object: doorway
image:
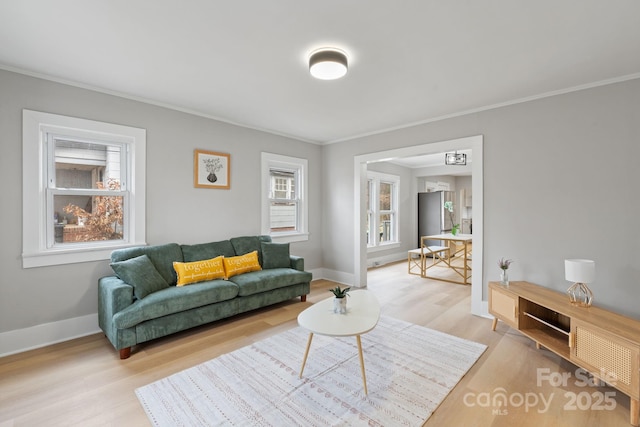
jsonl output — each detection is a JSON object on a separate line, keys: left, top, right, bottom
{"left": 353, "top": 135, "right": 484, "bottom": 316}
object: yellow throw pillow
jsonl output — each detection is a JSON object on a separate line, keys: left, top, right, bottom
{"left": 173, "top": 256, "right": 226, "bottom": 286}
{"left": 223, "top": 250, "right": 262, "bottom": 278}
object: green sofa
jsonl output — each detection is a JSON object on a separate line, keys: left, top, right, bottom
{"left": 98, "top": 235, "right": 312, "bottom": 359}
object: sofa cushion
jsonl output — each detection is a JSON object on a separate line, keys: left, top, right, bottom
{"left": 181, "top": 240, "right": 235, "bottom": 262}
{"left": 223, "top": 251, "right": 262, "bottom": 278}
{"left": 111, "top": 243, "right": 183, "bottom": 285}
{"left": 230, "top": 235, "right": 271, "bottom": 264}
{"left": 229, "top": 268, "right": 312, "bottom": 297}
{"left": 113, "top": 279, "right": 239, "bottom": 329}
{"left": 261, "top": 242, "right": 290, "bottom": 269}
{"left": 173, "top": 256, "right": 226, "bottom": 286}
{"left": 110, "top": 254, "right": 170, "bottom": 300}
{"left": 230, "top": 235, "right": 260, "bottom": 255}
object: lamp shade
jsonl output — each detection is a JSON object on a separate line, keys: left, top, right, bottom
{"left": 309, "top": 49, "right": 348, "bottom": 80}
{"left": 565, "top": 259, "right": 595, "bottom": 283}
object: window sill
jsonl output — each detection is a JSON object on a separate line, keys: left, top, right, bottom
{"left": 22, "top": 241, "right": 147, "bottom": 268}
{"left": 269, "top": 232, "right": 309, "bottom": 244}
{"left": 367, "top": 242, "right": 401, "bottom": 253}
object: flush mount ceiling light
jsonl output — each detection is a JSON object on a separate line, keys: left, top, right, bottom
{"left": 445, "top": 151, "right": 467, "bottom": 165}
{"left": 309, "top": 48, "right": 348, "bottom": 80}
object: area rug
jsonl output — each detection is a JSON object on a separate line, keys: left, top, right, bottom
{"left": 136, "top": 316, "right": 486, "bottom": 426}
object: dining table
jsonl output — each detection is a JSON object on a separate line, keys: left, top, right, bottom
{"left": 420, "top": 233, "right": 472, "bottom": 285}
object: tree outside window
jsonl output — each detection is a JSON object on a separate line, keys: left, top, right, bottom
{"left": 22, "top": 109, "right": 146, "bottom": 268}
{"left": 51, "top": 138, "right": 126, "bottom": 244}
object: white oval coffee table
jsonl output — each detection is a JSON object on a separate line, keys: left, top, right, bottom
{"left": 297, "top": 289, "right": 380, "bottom": 394}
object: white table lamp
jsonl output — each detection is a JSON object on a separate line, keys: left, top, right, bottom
{"left": 565, "top": 259, "right": 595, "bottom": 307}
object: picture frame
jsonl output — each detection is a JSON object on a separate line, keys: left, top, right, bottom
{"left": 194, "top": 149, "right": 230, "bottom": 189}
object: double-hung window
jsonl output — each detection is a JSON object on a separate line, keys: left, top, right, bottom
{"left": 22, "top": 110, "right": 146, "bottom": 268}
{"left": 366, "top": 171, "right": 399, "bottom": 248}
{"left": 261, "top": 153, "right": 308, "bottom": 243}
{"left": 47, "top": 136, "right": 126, "bottom": 244}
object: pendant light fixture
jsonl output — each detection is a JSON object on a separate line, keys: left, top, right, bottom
{"left": 309, "top": 48, "right": 348, "bottom": 80}
{"left": 445, "top": 151, "right": 467, "bottom": 165}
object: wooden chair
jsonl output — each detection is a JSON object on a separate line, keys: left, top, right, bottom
{"left": 408, "top": 239, "right": 451, "bottom": 276}
{"left": 408, "top": 248, "right": 425, "bottom": 275}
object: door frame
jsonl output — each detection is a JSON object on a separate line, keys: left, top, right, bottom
{"left": 353, "top": 135, "right": 484, "bottom": 316}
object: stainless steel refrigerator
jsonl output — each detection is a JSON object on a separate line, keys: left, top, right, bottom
{"left": 417, "top": 191, "right": 455, "bottom": 248}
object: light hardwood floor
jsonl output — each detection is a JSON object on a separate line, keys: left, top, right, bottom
{"left": 0, "top": 261, "right": 631, "bottom": 426}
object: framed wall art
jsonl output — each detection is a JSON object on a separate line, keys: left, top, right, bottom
{"left": 194, "top": 149, "right": 230, "bottom": 189}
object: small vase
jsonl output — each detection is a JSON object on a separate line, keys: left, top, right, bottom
{"left": 207, "top": 172, "right": 218, "bottom": 183}
{"left": 333, "top": 297, "right": 347, "bottom": 314}
{"left": 451, "top": 226, "right": 459, "bottom": 236}
{"left": 500, "top": 269, "right": 509, "bottom": 286}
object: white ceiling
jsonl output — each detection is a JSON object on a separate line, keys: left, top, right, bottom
{"left": 385, "top": 149, "right": 473, "bottom": 176}
{"left": 1, "top": 1, "right": 639, "bottom": 144}
{"left": 390, "top": 149, "right": 472, "bottom": 168}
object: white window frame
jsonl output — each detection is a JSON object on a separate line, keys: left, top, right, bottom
{"left": 22, "top": 110, "right": 146, "bottom": 268}
{"left": 367, "top": 171, "right": 400, "bottom": 251}
{"left": 261, "top": 152, "right": 308, "bottom": 243}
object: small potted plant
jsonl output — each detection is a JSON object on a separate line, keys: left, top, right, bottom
{"left": 444, "top": 201, "right": 460, "bottom": 235}
{"left": 329, "top": 286, "right": 350, "bottom": 314}
{"left": 497, "top": 258, "right": 513, "bottom": 286}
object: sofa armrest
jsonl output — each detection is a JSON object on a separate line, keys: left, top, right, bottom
{"left": 98, "top": 276, "right": 134, "bottom": 337}
{"left": 289, "top": 255, "right": 305, "bottom": 271}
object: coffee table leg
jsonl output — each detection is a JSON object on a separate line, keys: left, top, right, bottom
{"left": 299, "top": 332, "right": 314, "bottom": 378}
{"left": 356, "top": 335, "right": 368, "bottom": 395}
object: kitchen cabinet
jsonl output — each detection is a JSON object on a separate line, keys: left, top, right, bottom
{"left": 463, "top": 188, "right": 472, "bottom": 207}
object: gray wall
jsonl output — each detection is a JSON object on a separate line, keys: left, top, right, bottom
{"left": 323, "top": 78, "right": 640, "bottom": 318}
{"left": 0, "top": 69, "right": 323, "bottom": 335}
{"left": 2, "top": 67, "right": 639, "bottom": 350}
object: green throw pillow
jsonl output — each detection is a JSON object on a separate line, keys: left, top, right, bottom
{"left": 261, "top": 242, "right": 290, "bottom": 269}
{"left": 230, "top": 236, "right": 261, "bottom": 256}
{"left": 111, "top": 254, "right": 170, "bottom": 299}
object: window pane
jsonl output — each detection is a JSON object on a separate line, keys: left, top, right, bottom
{"left": 55, "top": 139, "right": 121, "bottom": 189}
{"left": 379, "top": 213, "right": 391, "bottom": 242}
{"left": 379, "top": 182, "right": 391, "bottom": 210}
{"left": 269, "top": 201, "right": 297, "bottom": 232}
{"left": 270, "top": 168, "right": 295, "bottom": 200}
{"left": 54, "top": 194, "right": 124, "bottom": 243}
{"left": 366, "top": 172, "right": 399, "bottom": 248}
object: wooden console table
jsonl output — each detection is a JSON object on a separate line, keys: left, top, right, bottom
{"left": 489, "top": 281, "right": 640, "bottom": 426}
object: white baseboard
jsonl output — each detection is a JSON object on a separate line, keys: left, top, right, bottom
{"left": 2, "top": 266, "right": 483, "bottom": 358}
{"left": 315, "top": 265, "right": 492, "bottom": 319}
{"left": 0, "top": 290, "right": 490, "bottom": 360}
{"left": 307, "top": 268, "right": 322, "bottom": 282}
{"left": 0, "top": 313, "right": 100, "bottom": 358}
{"left": 311, "top": 268, "right": 356, "bottom": 287}
{"left": 367, "top": 251, "right": 406, "bottom": 268}
{"left": 479, "top": 300, "right": 491, "bottom": 318}
{"left": 0, "top": 269, "right": 333, "bottom": 358}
